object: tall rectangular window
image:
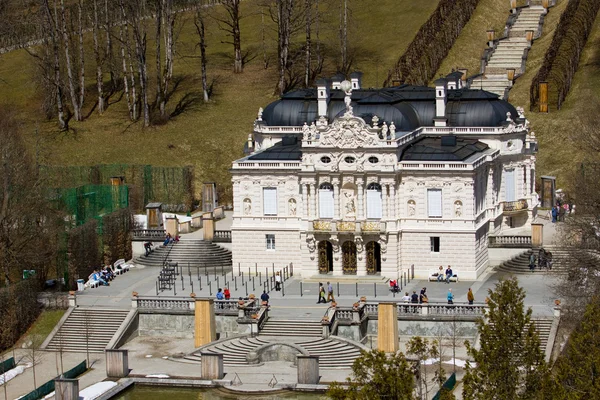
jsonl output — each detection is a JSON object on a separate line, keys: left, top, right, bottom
{"left": 504, "top": 169, "right": 515, "bottom": 202}
{"left": 319, "top": 187, "right": 334, "bottom": 219}
{"left": 263, "top": 188, "right": 278, "bottom": 216}
{"left": 430, "top": 237, "right": 440, "bottom": 252}
{"left": 366, "top": 184, "right": 383, "bottom": 219}
{"left": 266, "top": 234, "right": 275, "bottom": 250}
{"left": 427, "top": 189, "right": 442, "bottom": 218}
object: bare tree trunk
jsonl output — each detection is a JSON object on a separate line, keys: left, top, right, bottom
{"left": 133, "top": 26, "right": 149, "bottom": 126}
{"left": 119, "top": 23, "right": 133, "bottom": 120}
{"left": 261, "top": 8, "right": 268, "bottom": 69}
{"left": 61, "top": 0, "right": 81, "bottom": 121}
{"left": 155, "top": 0, "right": 163, "bottom": 111}
{"left": 92, "top": 0, "right": 104, "bottom": 113}
{"left": 77, "top": 0, "right": 85, "bottom": 112}
{"left": 45, "top": 0, "right": 67, "bottom": 130}
{"left": 304, "top": 0, "right": 311, "bottom": 88}
{"left": 315, "top": 0, "right": 322, "bottom": 72}
{"left": 277, "top": 0, "right": 293, "bottom": 95}
{"left": 104, "top": 0, "right": 116, "bottom": 90}
{"left": 232, "top": 2, "right": 242, "bottom": 74}
{"left": 160, "top": 0, "right": 175, "bottom": 117}
{"left": 194, "top": 11, "right": 209, "bottom": 102}
{"left": 340, "top": 0, "right": 347, "bottom": 71}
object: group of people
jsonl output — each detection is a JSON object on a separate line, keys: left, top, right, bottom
{"left": 87, "top": 265, "right": 117, "bottom": 287}
{"left": 163, "top": 233, "right": 180, "bottom": 246}
{"left": 317, "top": 282, "right": 335, "bottom": 303}
{"left": 529, "top": 248, "right": 553, "bottom": 272}
{"left": 551, "top": 201, "right": 574, "bottom": 223}
{"left": 436, "top": 265, "right": 454, "bottom": 283}
{"left": 400, "top": 287, "right": 475, "bottom": 305}
{"left": 215, "top": 287, "right": 232, "bottom": 300}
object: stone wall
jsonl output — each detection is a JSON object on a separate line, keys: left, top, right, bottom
{"left": 138, "top": 313, "right": 243, "bottom": 339}
{"left": 232, "top": 229, "right": 301, "bottom": 271}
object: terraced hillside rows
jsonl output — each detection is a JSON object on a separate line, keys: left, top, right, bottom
{"left": 135, "top": 240, "right": 232, "bottom": 268}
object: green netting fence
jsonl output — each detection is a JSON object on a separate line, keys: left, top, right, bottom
{"left": 433, "top": 372, "right": 457, "bottom": 400}
{"left": 19, "top": 360, "right": 87, "bottom": 400}
{"left": 40, "top": 164, "right": 194, "bottom": 212}
{"left": 0, "top": 357, "right": 15, "bottom": 374}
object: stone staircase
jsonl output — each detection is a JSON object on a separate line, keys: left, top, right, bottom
{"left": 259, "top": 318, "right": 323, "bottom": 337}
{"left": 184, "top": 335, "right": 363, "bottom": 368}
{"left": 135, "top": 239, "right": 232, "bottom": 268}
{"left": 471, "top": 5, "right": 548, "bottom": 99}
{"left": 497, "top": 245, "right": 598, "bottom": 274}
{"left": 44, "top": 308, "right": 130, "bottom": 353}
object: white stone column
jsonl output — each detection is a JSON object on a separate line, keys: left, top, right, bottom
{"left": 333, "top": 181, "right": 340, "bottom": 220}
{"left": 302, "top": 183, "right": 309, "bottom": 219}
{"left": 487, "top": 166, "right": 495, "bottom": 211}
{"left": 357, "top": 238, "right": 367, "bottom": 276}
{"left": 382, "top": 184, "right": 388, "bottom": 220}
{"left": 524, "top": 163, "right": 531, "bottom": 198}
{"left": 310, "top": 183, "right": 317, "bottom": 219}
{"left": 357, "top": 181, "right": 364, "bottom": 220}
{"left": 389, "top": 185, "right": 396, "bottom": 220}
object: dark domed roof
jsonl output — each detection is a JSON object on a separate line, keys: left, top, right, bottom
{"left": 260, "top": 86, "right": 521, "bottom": 129}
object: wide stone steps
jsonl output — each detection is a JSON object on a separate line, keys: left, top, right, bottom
{"left": 488, "top": 318, "right": 553, "bottom": 352}
{"left": 135, "top": 240, "right": 232, "bottom": 268}
{"left": 185, "top": 335, "right": 363, "bottom": 368}
{"left": 496, "top": 246, "right": 581, "bottom": 274}
{"left": 45, "top": 308, "right": 129, "bottom": 353}
{"left": 259, "top": 319, "right": 323, "bottom": 337}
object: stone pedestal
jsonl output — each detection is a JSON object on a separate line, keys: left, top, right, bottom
{"left": 201, "top": 352, "right": 224, "bottom": 380}
{"left": 195, "top": 299, "right": 216, "bottom": 348}
{"left": 203, "top": 213, "right": 215, "bottom": 242}
{"left": 378, "top": 302, "right": 398, "bottom": 353}
{"left": 105, "top": 349, "right": 129, "bottom": 378}
{"left": 165, "top": 216, "right": 179, "bottom": 237}
{"left": 532, "top": 223, "right": 543, "bottom": 248}
{"left": 55, "top": 378, "right": 79, "bottom": 400}
{"left": 297, "top": 355, "right": 320, "bottom": 384}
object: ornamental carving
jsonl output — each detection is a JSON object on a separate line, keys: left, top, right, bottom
{"left": 313, "top": 221, "right": 331, "bottom": 231}
{"left": 317, "top": 116, "right": 380, "bottom": 149}
{"left": 338, "top": 221, "right": 356, "bottom": 232}
{"left": 362, "top": 222, "right": 380, "bottom": 232}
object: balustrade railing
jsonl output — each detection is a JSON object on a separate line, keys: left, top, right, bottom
{"left": 489, "top": 235, "right": 532, "bottom": 248}
{"left": 502, "top": 199, "right": 529, "bottom": 213}
{"left": 361, "top": 302, "right": 487, "bottom": 319}
{"left": 213, "top": 230, "right": 232, "bottom": 243}
{"left": 133, "top": 296, "right": 242, "bottom": 315}
{"left": 132, "top": 229, "right": 167, "bottom": 241}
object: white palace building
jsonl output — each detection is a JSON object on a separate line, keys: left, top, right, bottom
{"left": 230, "top": 72, "right": 538, "bottom": 280}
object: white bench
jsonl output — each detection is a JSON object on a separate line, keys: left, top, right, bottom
{"left": 85, "top": 274, "right": 100, "bottom": 289}
{"left": 114, "top": 259, "right": 132, "bottom": 274}
{"left": 428, "top": 272, "right": 459, "bottom": 282}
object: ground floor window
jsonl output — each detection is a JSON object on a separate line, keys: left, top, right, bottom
{"left": 430, "top": 237, "right": 440, "bottom": 252}
{"left": 266, "top": 234, "right": 276, "bottom": 250}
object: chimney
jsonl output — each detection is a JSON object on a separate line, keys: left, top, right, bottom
{"left": 434, "top": 78, "right": 448, "bottom": 127}
{"left": 331, "top": 73, "right": 344, "bottom": 90}
{"left": 316, "top": 78, "right": 330, "bottom": 119}
{"left": 350, "top": 71, "right": 363, "bottom": 90}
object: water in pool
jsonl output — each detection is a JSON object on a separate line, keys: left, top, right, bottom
{"left": 113, "top": 386, "right": 326, "bottom": 400}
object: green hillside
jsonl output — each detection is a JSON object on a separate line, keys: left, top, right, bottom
{"left": 0, "top": 0, "right": 439, "bottom": 201}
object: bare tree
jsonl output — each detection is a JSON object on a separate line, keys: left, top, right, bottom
{"left": 339, "top": 0, "right": 348, "bottom": 72}
{"left": 194, "top": 9, "right": 210, "bottom": 102}
{"left": 77, "top": 0, "right": 85, "bottom": 112}
{"left": 304, "top": 0, "right": 311, "bottom": 87}
{"left": 61, "top": 0, "right": 82, "bottom": 121}
{"left": 25, "top": 334, "right": 45, "bottom": 394}
{"left": 117, "top": 2, "right": 137, "bottom": 121}
{"left": 157, "top": 0, "right": 177, "bottom": 118}
{"left": 92, "top": 0, "right": 105, "bottom": 113}
{"left": 214, "top": 0, "right": 244, "bottom": 73}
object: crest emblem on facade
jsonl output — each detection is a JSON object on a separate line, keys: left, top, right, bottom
{"left": 317, "top": 116, "right": 380, "bottom": 149}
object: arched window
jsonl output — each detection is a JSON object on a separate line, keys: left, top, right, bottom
{"left": 319, "top": 183, "right": 334, "bottom": 218}
{"left": 366, "top": 182, "right": 382, "bottom": 219}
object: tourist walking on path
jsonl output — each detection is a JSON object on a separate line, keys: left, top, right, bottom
{"left": 275, "top": 272, "right": 282, "bottom": 291}
{"left": 447, "top": 289, "right": 454, "bottom": 304}
{"left": 467, "top": 288, "right": 474, "bottom": 305}
{"left": 551, "top": 205, "right": 559, "bottom": 223}
{"left": 261, "top": 290, "right": 270, "bottom": 306}
{"left": 445, "top": 266, "right": 453, "bottom": 284}
{"left": 317, "top": 283, "right": 326, "bottom": 304}
{"left": 327, "top": 282, "right": 335, "bottom": 302}
{"left": 529, "top": 253, "right": 536, "bottom": 272}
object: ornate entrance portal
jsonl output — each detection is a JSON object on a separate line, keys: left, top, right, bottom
{"left": 366, "top": 241, "right": 381, "bottom": 275}
{"left": 342, "top": 241, "right": 357, "bottom": 275}
{"left": 318, "top": 241, "right": 333, "bottom": 274}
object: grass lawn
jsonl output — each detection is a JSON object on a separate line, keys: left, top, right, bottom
{"left": 0, "top": 0, "right": 439, "bottom": 201}
{"left": 2, "top": 309, "right": 66, "bottom": 357}
{"left": 434, "top": 0, "right": 511, "bottom": 81}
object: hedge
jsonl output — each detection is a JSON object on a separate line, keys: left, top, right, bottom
{"left": 385, "top": 0, "right": 480, "bottom": 86}
{"left": 530, "top": 0, "right": 600, "bottom": 111}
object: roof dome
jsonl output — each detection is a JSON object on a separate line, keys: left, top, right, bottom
{"left": 446, "top": 97, "right": 519, "bottom": 127}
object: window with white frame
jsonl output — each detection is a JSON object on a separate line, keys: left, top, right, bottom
{"left": 366, "top": 182, "right": 382, "bottom": 219}
{"left": 266, "top": 234, "right": 275, "bottom": 250}
{"left": 504, "top": 169, "right": 516, "bottom": 202}
{"left": 319, "top": 183, "right": 334, "bottom": 218}
{"left": 263, "top": 188, "right": 278, "bottom": 215}
{"left": 427, "top": 189, "right": 442, "bottom": 218}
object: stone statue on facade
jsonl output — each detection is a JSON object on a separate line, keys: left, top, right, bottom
{"left": 408, "top": 200, "right": 416, "bottom": 216}
{"left": 372, "top": 115, "right": 379, "bottom": 128}
{"left": 381, "top": 122, "right": 388, "bottom": 140}
{"left": 454, "top": 201, "right": 462, "bottom": 217}
{"left": 389, "top": 121, "right": 396, "bottom": 138}
{"left": 243, "top": 198, "right": 252, "bottom": 215}
{"left": 288, "top": 198, "right": 297, "bottom": 216}
{"left": 302, "top": 122, "right": 311, "bottom": 141}
{"left": 344, "top": 192, "right": 356, "bottom": 218}
{"left": 306, "top": 236, "right": 316, "bottom": 253}
{"left": 257, "top": 107, "right": 263, "bottom": 121}
{"left": 355, "top": 237, "right": 364, "bottom": 253}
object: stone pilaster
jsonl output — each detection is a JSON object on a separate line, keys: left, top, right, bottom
{"left": 310, "top": 183, "right": 316, "bottom": 219}
{"left": 333, "top": 181, "right": 340, "bottom": 220}
{"left": 302, "top": 183, "right": 309, "bottom": 218}
{"left": 357, "top": 181, "right": 364, "bottom": 220}
{"left": 382, "top": 184, "right": 388, "bottom": 220}
{"left": 389, "top": 184, "right": 396, "bottom": 220}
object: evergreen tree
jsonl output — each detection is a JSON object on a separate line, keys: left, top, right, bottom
{"left": 462, "top": 276, "right": 546, "bottom": 399}
{"left": 327, "top": 349, "right": 415, "bottom": 399}
{"left": 539, "top": 298, "right": 600, "bottom": 399}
